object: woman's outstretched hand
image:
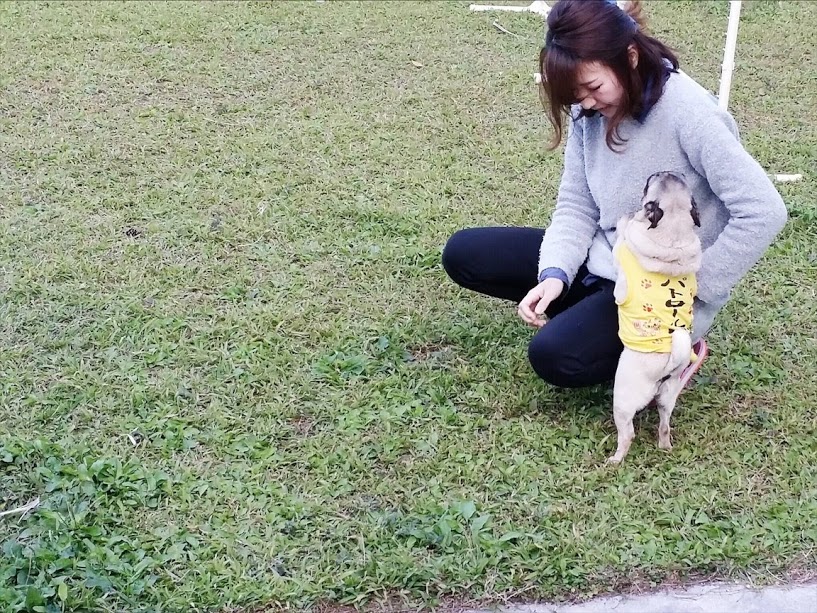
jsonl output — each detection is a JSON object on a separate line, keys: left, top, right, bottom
{"left": 517, "top": 278, "right": 565, "bottom": 328}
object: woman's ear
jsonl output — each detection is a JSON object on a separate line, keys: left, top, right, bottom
{"left": 628, "top": 44, "right": 639, "bottom": 69}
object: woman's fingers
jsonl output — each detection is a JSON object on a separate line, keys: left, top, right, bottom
{"left": 519, "top": 278, "right": 565, "bottom": 327}
{"left": 518, "top": 288, "right": 547, "bottom": 327}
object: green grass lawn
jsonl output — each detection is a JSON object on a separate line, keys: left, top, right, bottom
{"left": 1, "top": 0, "right": 816, "bottom": 610}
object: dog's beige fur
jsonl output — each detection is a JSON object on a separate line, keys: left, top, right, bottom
{"left": 608, "top": 172, "right": 702, "bottom": 465}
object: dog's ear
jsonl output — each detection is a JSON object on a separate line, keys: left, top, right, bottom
{"left": 643, "top": 173, "right": 658, "bottom": 197}
{"left": 690, "top": 197, "right": 701, "bottom": 227}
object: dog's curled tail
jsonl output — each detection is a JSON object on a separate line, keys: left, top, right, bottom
{"left": 668, "top": 328, "right": 693, "bottom": 375}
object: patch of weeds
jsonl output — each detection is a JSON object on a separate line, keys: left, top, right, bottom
{"left": 0, "top": 438, "right": 173, "bottom": 611}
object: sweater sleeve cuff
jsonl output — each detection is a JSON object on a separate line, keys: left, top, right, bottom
{"left": 537, "top": 267, "right": 570, "bottom": 291}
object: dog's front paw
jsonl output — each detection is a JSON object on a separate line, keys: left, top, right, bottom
{"left": 658, "top": 439, "right": 673, "bottom": 451}
{"left": 605, "top": 455, "right": 623, "bottom": 466}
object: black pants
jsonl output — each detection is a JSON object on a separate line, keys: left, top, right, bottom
{"left": 442, "top": 227, "right": 623, "bottom": 388}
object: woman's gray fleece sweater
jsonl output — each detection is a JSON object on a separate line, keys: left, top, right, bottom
{"left": 538, "top": 70, "right": 788, "bottom": 338}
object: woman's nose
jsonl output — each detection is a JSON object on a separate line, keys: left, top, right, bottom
{"left": 580, "top": 97, "right": 595, "bottom": 110}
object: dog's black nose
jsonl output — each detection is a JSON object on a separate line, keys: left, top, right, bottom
{"left": 644, "top": 200, "right": 664, "bottom": 229}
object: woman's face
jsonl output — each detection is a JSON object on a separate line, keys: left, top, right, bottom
{"left": 573, "top": 61, "right": 626, "bottom": 118}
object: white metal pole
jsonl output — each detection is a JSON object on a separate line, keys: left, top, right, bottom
{"left": 718, "top": 0, "right": 742, "bottom": 111}
{"left": 469, "top": 4, "right": 531, "bottom": 13}
{"left": 469, "top": 1, "right": 550, "bottom": 17}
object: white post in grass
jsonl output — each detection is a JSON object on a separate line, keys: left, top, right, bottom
{"left": 718, "top": 0, "right": 743, "bottom": 111}
{"left": 468, "top": 1, "right": 550, "bottom": 18}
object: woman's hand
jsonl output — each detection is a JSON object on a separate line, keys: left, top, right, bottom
{"left": 517, "top": 278, "right": 565, "bottom": 327}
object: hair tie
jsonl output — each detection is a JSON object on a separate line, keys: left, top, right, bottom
{"left": 606, "top": 0, "right": 637, "bottom": 28}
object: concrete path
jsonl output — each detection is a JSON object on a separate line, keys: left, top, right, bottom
{"left": 471, "top": 582, "right": 817, "bottom": 613}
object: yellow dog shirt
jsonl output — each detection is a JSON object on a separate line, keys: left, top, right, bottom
{"left": 615, "top": 243, "right": 697, "bottom": 358}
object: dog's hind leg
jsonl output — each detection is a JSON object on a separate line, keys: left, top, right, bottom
{"left": 655, "top": 331, "right": 691, "bottom": 451}
{"left": 607, "top": 351, "right": 657, "bottom": 465}
{"left": 608, "top": 399, "right": 639, "bottom": 465}
{"left": 655, "top": 376, "right": 683, "bottom": 451}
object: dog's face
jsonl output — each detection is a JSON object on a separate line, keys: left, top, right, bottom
{"left": 637, "top": 171, "right": 700, "bottom": 230}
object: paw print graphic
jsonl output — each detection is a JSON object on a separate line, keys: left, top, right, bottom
{"left": 641, "top": 279, "right": 652, "bottom": 289}
{"left": 642, "top": 303, "right": 654, "bottom": 313}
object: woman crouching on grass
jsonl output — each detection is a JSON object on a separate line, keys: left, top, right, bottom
{"left": 442, "top": 0, "right": 786, "bottom": 388}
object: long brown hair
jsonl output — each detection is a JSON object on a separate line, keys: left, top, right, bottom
{"left": 539, "top": 0, "right": 679, "bottom": 151}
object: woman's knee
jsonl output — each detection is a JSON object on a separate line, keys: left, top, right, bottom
{"left": 441, "top": 228, "right": 475, "bottom": 284}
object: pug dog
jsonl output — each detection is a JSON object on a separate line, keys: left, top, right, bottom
{"left": 607, "top": 171, "right": 702, "bottom": 465}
